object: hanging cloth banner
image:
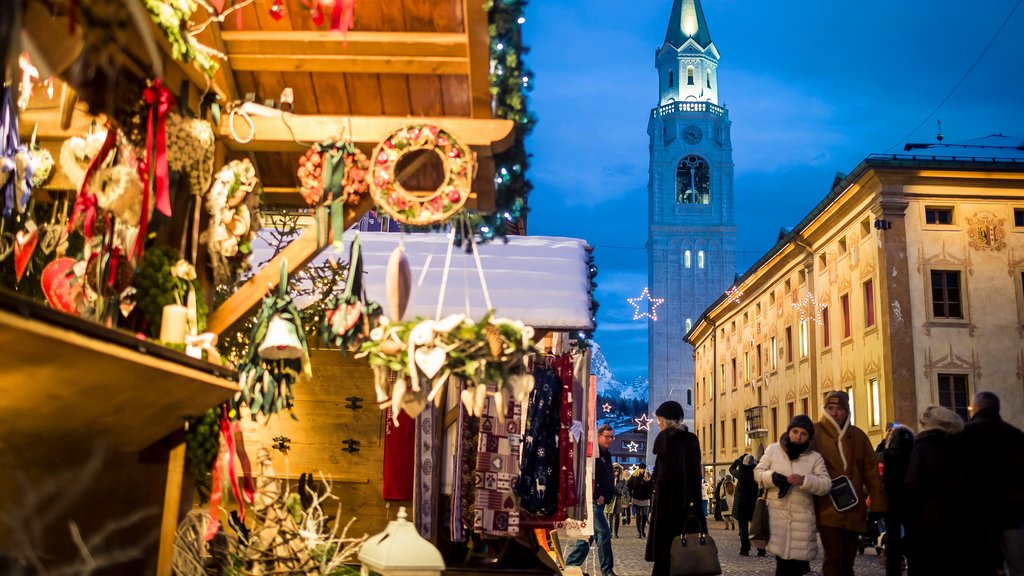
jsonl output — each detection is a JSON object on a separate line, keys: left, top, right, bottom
{"left": 382, "top": 407, "right": 416, "bottom": 500}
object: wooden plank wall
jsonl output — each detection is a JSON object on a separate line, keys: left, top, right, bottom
{"left": 238, "top": 349, "right": 411, "bottom": 538}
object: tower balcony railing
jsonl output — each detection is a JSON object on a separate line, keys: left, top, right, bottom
{"left": 650, "top": 100, "right": 727, "bottom": 119}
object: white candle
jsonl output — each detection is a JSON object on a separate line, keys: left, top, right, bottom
{"left": 160, "top": 304, "right": 188, "bottom": 344}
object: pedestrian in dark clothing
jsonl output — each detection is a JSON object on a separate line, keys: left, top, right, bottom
{"left": 565, "top": 423, "right": 618, "bottom": 576}
{"left": 962, "top": 391, "right": 1024, "bottom": 576}
{"left": 904, "top": 405, "right": 973, "bottom": 576}
{"left": 645, "top": 401, "right": 704, "bottom": 576}
{"left": 627, "top": 464, "right": 653, "bottom": 539}
{"left": 875, "top": 422, "right": 915, "bottom": 576}
{"left": 730, "top": 453, "right": 764, "bottom": 556}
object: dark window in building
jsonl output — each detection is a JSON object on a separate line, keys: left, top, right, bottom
{"left": 801, "top": 397, "right": 809, "bottom": 416}
{"left": 706, "top": 71, "right": 712, "bottom": 88}
{"left": 931, "top": 270, "right": 963, "bottom": 318}
{"left": 720, "top": 421, "right": 726, "bottom": 451}
{"left": 841, "top": 294, "right": 851, "bottom": 338}
{"left": 785, "top": 326, "right": 793, "bottom": 364}
{"left": 925, "top": 207, "right": 954, "bottom": 225}
{"left": 687, "top": 66, "right": 695, "bottom": 85}
{"left": 668, "top": 70, "right": 674, "bottom": 88}
{"left": 937, "top": 373, "right": 969, "bottom": 421}
{"left": 731, "top": 418, "right": 738, "bottom": 448}
{"left": 1015, "top": 208, "right": 1024, "bottom": 227}
{"left": 864, "top": 280, "right": 875, "bottom": 328}
{"left": 771, "top": 406, "right": 778, "bottom": 439}
{"left": 731, "top": 358, "right": 738, "bottom": 389}
{"left": 675, "top": 155, "right": 711, "bottom": 204}
{"left": 687, "top": 389, "right": 693, "bottom": 406}
{"left": 787, "top": 402, "right": 795, "bottom": 422}
{"left": 756, "top": 344, "right": 763, "bottom": 376}
{"left": 822, "top": 306, "right": 831, "bottom": 348}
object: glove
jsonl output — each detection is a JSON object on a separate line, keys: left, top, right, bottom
{"left": 772, "top": 472, "right": 791, "bottom": 498}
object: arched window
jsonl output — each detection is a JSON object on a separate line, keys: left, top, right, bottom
{"left": 675, "top": 155, "right": 711, "bottom": 204}
{"left": 706, "top": 70, "right": 712, "bottom": 88}
{"left": 687, "top": 66, "right": 695, "bottom": 86}
{"left": 684, "top": 250, "right": 692, "bottom": 268}
{"left": 697, "top": 250, "right": 705, "bottom": 269}
{"left": 687, "top": 389, "right": 693, "bottom": 406}
{"left": 685, "top": 318, "right": 692, "bottom": 332}
{"left": 668, "top": 70, "right": 674, "bottom": 88}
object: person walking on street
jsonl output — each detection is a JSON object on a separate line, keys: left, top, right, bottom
{"left": 961, "top": 391, "right": 1024, "bottom": 576}
{"left": 904, "top": 405, "right": 972, "bottom": 576}
{"left": 730, "top": 453, "right": 764, "bottom": 556}
{"left": 875, "top": 422, "right": 914, "bottom": 576}
{"left": 815, "top": 390, "right": 887, "bottom": 576}
{"left": 607, "top": 463, "right": 624, "bottom": 538}
{"left": 645, "top": 401, "right": 704, "bottom": 576}
{"left": 719, "top": 475, "right": 736, "bottom": 530}
{"left": 755, "top": 415, "right": 833, "bottom": 576}
{"left": 627, "top": 464, "right": 653, "bottom": 539}
{"left": 565, "top": 423, "right": 619, "bottom": 576}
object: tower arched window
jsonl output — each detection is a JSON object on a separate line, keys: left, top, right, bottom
{"left": 687, "top": 66, "right": 695, "bottom": 86}
{"left": 697, "top": 250, "right": 705, "bottom": 269}
{"left": 684, "top": 250, "right": 692, "bottom": 268}
{"left": 706, "top": 70, "right": 712, "bottom": 88}
{"left": 687, "top": 389, "right": 693, "bottom": 406}
{"left": 675, "top": 155, "right": 711, "bottom": 204}
{"left": 685, "top": 318, "right": 693, "bottom": 332}
{"left": 668, "top": 70, "right": 674, "bottom": 88}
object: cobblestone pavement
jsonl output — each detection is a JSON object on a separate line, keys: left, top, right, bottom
{"left": 593, "top": 519, "right": 886, "bottom": 576}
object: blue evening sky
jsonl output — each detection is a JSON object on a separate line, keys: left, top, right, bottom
{"left": 523, "top": 0, "right": 1024, "bottom": 384}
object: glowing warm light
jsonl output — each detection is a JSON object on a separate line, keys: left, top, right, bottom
{"left": 681, "top": 0, "right": 698, "bottom": 37}
{"left": 726, "top": 285, "right": 743, "bottom": 304}
{"left": 602, "top": 402, "right": 613, "bottom": 413}
{"left": 626, "top": 441, "right": 640, "bottom": 453}
{"left": 792, "top": 292, "right": 826, "bottom": 325}
{"left": 634, "top": 413, "right": 652, "bottom": 431}
{"left": 628, "top": 287, "right": 665, "bottom": 321}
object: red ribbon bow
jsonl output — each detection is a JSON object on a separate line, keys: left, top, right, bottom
{"left": 142, "top": 80, "right": 176, "bottom": 220}
{"left": 204, "top": 406, "right": 255, "bottom": 542}
{"left": 66, "top": 128, "right": 116, "bottom": 240}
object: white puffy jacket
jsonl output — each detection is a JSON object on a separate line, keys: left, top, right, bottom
{"left": 754, "top": 442, "right": 832, "bottom": 561}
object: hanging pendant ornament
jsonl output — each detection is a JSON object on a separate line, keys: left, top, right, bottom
{"left": 13, "top": 220, "right": 39, "bottom": 283}
{"left": 369, "top": 125, "right": 473, "bottom": 226}
{"left": 385, "top": 242, "right": 411, "bottom": 322}
{"left": 269, "top": 0, "right": 285, "bottom": 21}
{"left": 41, "top": 257, "right": 80, "bottom": 314}
{"left": 302, "top": 0, "right": 325, "bottom": 25}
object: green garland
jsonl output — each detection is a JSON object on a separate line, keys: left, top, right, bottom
{"left": 143, "top": 0, "right": 219, "bottom": 78}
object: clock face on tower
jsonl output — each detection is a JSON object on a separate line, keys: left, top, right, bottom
{"left": 683, "top": 124, "right": 703, "bottom": 145}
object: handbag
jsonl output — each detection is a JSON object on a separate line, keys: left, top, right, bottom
{"left": 669, "top": 516, "right": 722, "bottom": 576}
{"left": 750, "top": 490, "right": 770, "bottom": 542}
{"left": 829, "top": 475, "right": 859, "bottom": 512}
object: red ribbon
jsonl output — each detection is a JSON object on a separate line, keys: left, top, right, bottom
{"left": 106, "top": 247, "right": 121, "bottom": 288}
{"left": 205, "top": 407, "right": 252, "bottom": 542}
{"left": 331, "top": 0, "right": 358, "bottom": 40}
{"left": 142, "top": 81, "right": 176, "bottom": 219}
{"left": 67, "top": 129, "right": 116, "bottom": 240}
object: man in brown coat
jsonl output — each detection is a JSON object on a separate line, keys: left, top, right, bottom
{"left": 814, "top": 391, "right": 886, "bottom": 576}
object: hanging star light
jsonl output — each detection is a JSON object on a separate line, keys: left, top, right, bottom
{"left": 634, "top": 413, "right": 652, "bottom": 431}
{"left": 628, "top": 464, "right": 640, "bottom": 476}
{"left": 792, "top": 292, "right": 826, "bottom": 325}
{"left": 726, "top": 285, "right": 743, "bottom": 304}
{"left": 628, "top": 287, "right": 664, "bottom": 321}
{"left": 602, "top": 402, "right": 613, "bottom": 413}
{"left": 626, "top": 441, "right": 640, "bottom": 453}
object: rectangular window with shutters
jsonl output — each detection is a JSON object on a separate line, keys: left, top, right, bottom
{"left": 731, "top": 358, "right": 738, "bottom": 389}
{"left": 770, "top": 337, "right": 778, "bottom": 371}
{"left": 925, "top": 206, "right": 954, "bottom": 225}
{"left": 822, "top": 306, "right": 831, "bottom": 348}
{"left": 1015, "top": 208, "right": 1024, "bottom": 228}
{"left": 841, "top": 294, "right": 851, "bottom": 338}
{"left": 801, "top": 397, "right": 809, "bottom": 417}
{"left": 931, "top": 270, "right": 964, "bottom": 319}
{"left": 869, "top": 378, "right": 881, "bottom": 427}
{"left": 756, "top": 344, "right": 763, "bottom": 376}
{"left": 937, "top": 373, "right": 970, "bottom": 421}
{"left": 720, "top": 421, "right": 726, "bottom": 452}
{"left": 799, "top": 320, "right": 809, "bottom": 358}
{"left": 731, "top": 418, "right": 738, "bottom": 448}
{"left": 744, "top": 352, "right": 750, "bottom": 383}
{"left": 787, "top": 402, "right": 794, "bottom": 422}
{"left": 864, "top": 280, "right": 875, "bottom": 328}
{"left": 846, "top": 386, "right": 856, "bottom": 425}
{"left": 785, "top": 327, "right": 793, "bottom": 364}
{"left": 771, "top": 406, "right": 779, "bottom": 439}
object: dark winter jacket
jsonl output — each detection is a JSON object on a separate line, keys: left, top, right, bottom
{"left": 961, "top": 409, "right": 1024, "bottom": 530}
{"left": 729, "top": 455, "right": 758, "bottom": 522}
{"left": 875, "top": 425, "right": 915, "bottom": 521}
{"left": 594, "top": 446, "right": 615, "bottom": 503}
{"left": 904, "top": 429, "right": 973, "bottom": 576}
{"left": 645, "top": 427, "right": 703, "bottom": 576}
{"left": 628, "top": 473, "right": 654, "bottom": 501}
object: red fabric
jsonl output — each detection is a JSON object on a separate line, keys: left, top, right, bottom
{"left": 556, "top": 354, "right": 579, "bottom": 509}
{"left": 67, "top": 128, "right": 116, "bottom": 240}
{"left": 383, "top": 407, "right": 415, "bottom": 500}
{"left": 142, "top": 81, "right": 175, "bottom": 218}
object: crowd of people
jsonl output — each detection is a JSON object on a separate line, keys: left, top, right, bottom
{"left": 565, "top": 391, "right": 1024, "bottom": 576}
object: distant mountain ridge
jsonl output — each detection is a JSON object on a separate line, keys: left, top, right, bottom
{"left": 591, "top": 342, "right": 649, "bottom": 403}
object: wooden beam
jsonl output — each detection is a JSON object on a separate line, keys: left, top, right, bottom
{"left": 218, "top": 112, "right": 515, "bottom": 153}
{"left": 463, "top": 0, "right": 493, "bottom": 119}
{"left": 19, "top": 104, "right": 103, "bottom": 142}
{"left": 206, "top": 193, "right": 375, "bottom": 335}
{"left": 155, "top": 442, "right": 186, "bottom": 576}
{"left": 227, "top": 54, "right": 467, "bottom": 75}
{"left": 204, "top": 19, "right": 239, "bottom": 103}
{"left": 222, "top": 30, "right": 467, "bottom": 58}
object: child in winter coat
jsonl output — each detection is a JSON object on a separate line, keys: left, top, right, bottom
{"left": 755, "top": 415, "right": 832, "bottom": 576}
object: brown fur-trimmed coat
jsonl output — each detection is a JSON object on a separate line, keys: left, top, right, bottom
{"left": 813, "top": 412, "right": 886, "bottom": 532}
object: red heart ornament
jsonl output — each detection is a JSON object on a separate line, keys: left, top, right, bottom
{"left": 41, "top": 258, "right": 80, "bottom": 315}
{"left": 14, "top": 227, "right": 39, "bottom": 283}
{"left": 341, "top": 302, "right": 362, "bottom": 333}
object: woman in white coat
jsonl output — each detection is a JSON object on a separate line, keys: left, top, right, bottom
{"left": 754, "top": 415, "right": 832, "bottom": 576}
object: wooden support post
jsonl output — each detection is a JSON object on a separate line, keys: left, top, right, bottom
{"left": 155, "top": 441, "right": 186, "bottom": 576}
{"left": 463, "top": 0, "right": 493, "bottom": 119}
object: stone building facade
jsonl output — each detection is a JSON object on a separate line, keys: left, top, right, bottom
{"left": 686, "top": 138, "right": 1024, "bottom": 472}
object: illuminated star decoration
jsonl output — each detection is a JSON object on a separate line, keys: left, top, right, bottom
{"left": 628, "top": 464, "right": 640, "bottom": 476}
{"left": 726, "top": 285, "right": 743, "bottom": 304}
{"left": 628, "top": 287, "right": 664, "bottom": 321}
{"left": 626, "top": 441, "right": 640, "bottom": 453}
{"left": 634, "top": 413, "right": 652, "bottom": 431}
{"left": 602, "top": 402, "right": 613, "bottom": 413}
{"left": 792, "top": 292, "right": 826, "bottom": 325}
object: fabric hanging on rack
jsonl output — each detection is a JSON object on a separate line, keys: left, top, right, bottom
{"left": 473, "top": 383, "right": 522, "bottom": 537}
{"left": 383, "top": 407, "right": 415, "bottom": 501}
{"left": 415, "top": 403, "right": 439, "bottom": 540}
{"left": 556, "top": 353, "right": 580, "bottom": 509}
{"left": 449, "top": 384, "right": 481, "bottom": 542}
{"left": 514, "top": 363, "right": 561, "bottom": 517}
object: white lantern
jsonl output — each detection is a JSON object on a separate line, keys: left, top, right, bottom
{"left": 358, "top": 507, "right": 445, "bottom": 576}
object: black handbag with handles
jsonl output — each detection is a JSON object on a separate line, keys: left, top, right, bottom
{"left": 669, "top": 516, "right": 722, "bottom": 576}
{"left": 750, "top": 489, "right": 770, "bottom": 542}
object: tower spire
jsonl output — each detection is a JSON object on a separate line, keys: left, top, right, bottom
{"left": 665, "top": 0, "right": 714, "bottom": 49}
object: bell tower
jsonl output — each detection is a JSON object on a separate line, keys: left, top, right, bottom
{"left": 647, "top": 0, "right": 736, "bottom": 446}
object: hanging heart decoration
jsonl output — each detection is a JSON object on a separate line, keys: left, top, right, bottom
{"left": 14, "top": 223, "right": 39, "bottom": 282}
{"left": 413, "top": 346, "right": 447, "bottom": 379}
{"left": 41, "top": 257, "right": 80, "bottom": 314}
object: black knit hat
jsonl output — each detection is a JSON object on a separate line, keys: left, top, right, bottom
{"left": 655, "top": 400, "right": 685, "bottom": 421}
{"left": 824, "top": 390, "right": 850, "bottom": 412}
{"left": 787, "top": 414, "right": 815, "bottom": 439}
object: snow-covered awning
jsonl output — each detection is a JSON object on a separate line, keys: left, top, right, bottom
{"left": 342, "top": 231, "right": 594, "bottom": 331}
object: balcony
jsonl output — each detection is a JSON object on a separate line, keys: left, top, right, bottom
{"left": 745, "top": 405, "right": 768, "bottom": 438}
{"left": 650, "top": 100, "right": 728, "bottom": 119}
